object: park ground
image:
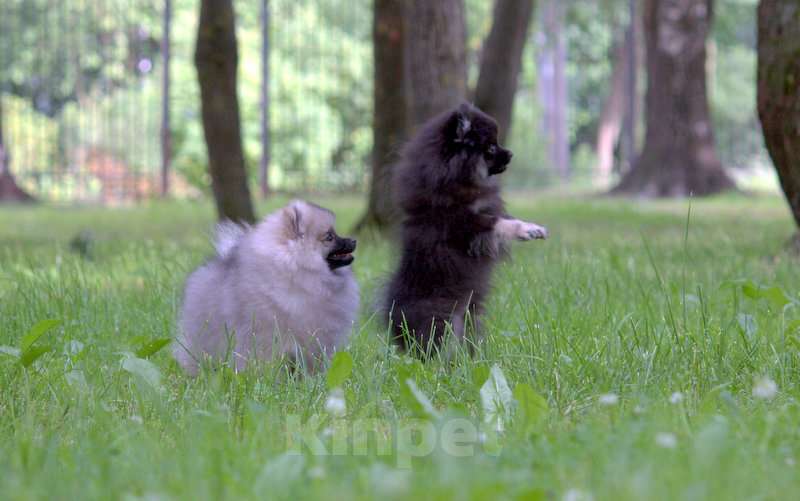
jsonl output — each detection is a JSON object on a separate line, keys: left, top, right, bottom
{"left": 1, "top": 193, "right": 799, "bottom": 500}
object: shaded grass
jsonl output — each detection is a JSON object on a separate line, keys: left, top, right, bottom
{"left": 1, "top": 193, "right": 799, "bottom": 500}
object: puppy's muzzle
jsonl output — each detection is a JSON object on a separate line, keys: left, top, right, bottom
{"left": 326, "top": 237, "right": 356, "bottom": 270}
{"left": 489, "top": 148, "right": 512, "bottom": 176}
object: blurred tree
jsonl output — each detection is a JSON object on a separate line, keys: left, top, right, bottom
{"left": 621, "top": 0, "right": 639, "bottom": 175}
{"left": 757, "top": 0, "right": 800, "bottom": 247}
{"left": 161, "top": 0, "right": 173, "bottom": 197}
{"left": 259, "top": 0, "right": 270, "bottom": 197}
{"left": 613, "top": 0, "right": 735, "bottom": 196}
{"left": 594, "top": 35, "right": 629, "bottom": 184}
{"left": 355, "top": 0, "right": 407, "bottom": 232}
{"left": 357, "top": 0, "right": 467, "bottom": 232}
{"left": 538, "top": 0, "right": 570, "bottom": 179}
{"left": 195, "top": 0, "right": 255, "bottom": 223}
{"left": 0, "top": 98, "right": 34, "bottom": 202}
{"left": 405, "top": 0, "right": 468, "bottom": 126}
{"left": 474, "top": 0, "right": 535, "bottom": 144}
{"left": 595, "top": 2, "right": 640, "bottom": 185}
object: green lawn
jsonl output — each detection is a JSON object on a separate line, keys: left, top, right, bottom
{"left": 1, "top": 193, "right": 799, "bottom": 500}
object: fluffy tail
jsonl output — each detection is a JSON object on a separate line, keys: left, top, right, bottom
{"left": 214, "top": 220, "right": 250, "bottom": 259}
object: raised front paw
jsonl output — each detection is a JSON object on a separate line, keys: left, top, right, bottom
{"left": 516, "top": 222, "right": 548, "bottom": 241}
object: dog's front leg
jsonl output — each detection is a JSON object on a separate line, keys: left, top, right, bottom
{"left": 494, "top": 216, "right": 548, "bottom": 241}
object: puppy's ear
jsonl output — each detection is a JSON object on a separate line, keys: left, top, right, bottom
{"left": 281, "top": 201, "right": 304, "bottom": 239}
{"left": 446, "top": 107, "right": 472, "bottom": 144}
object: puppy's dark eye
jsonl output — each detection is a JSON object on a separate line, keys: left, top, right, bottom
{"left": 324, "top": 231, "right": 335, "bottom": 242}
{"left": 486, "top": 144, "right": 497, "bottom": 156}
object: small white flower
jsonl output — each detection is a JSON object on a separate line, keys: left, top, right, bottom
{"left": 752, "top": 376, "right": 778, "bottom": 400}
{"left": 669, "top": 392, "right": 684, "bottom": 405}
{"left": 308, "top": 465, "right": 326, "bottom": 479}
{"left": 598, "top": 393, "right": 619, "bottom": 406}
{"left": 130, "top": 415, "right": 143, "bottom": 424}
{"left": 785, "top": 457, "right": 796, "bottom": 467}
{"left": 563, "top": 488, "right": 594, "bottom": 501}
{"left": 369, "top": 464, "right": 410, "bottom": 495}
{"left": 655, "top": 432, "right": 677, "bottom": 449}
{"left": 325, "top": 388, "right": 347, "bottom": 417}
{"left": 633, "top": 405, "right": 645, "bottom": 415}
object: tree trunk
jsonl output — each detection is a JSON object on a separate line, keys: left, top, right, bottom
{"left": 473, "top": 0, "right": 535, "bottom": 144}
{"left": 0, "top": 96, "right": 35, "bottom": 203}
{"left": 595, "top": 36, "right": 629, "bottom": 185}
{"left": 160, "top": 0, "right": 172, "bottom": 197}
{"left": 621, "top": 0, "right": 640, "bottom": 175}
{"left": 757, "top": 0, "right": 800, "bottom": 243}
{"left": 405, "top": 0, "right": 468, "bottom": 127}
{"left": 195, "top": 0, "right": 256, "bottom": 223}
{"left": 537, "top": 0, "right": 570, "bottom": 180}
{"left": 357, "top": 0, "right": 467, "bottom": 232}
{"left": 259, "top": 0, "right": 271, "bottom": 197}
{"left": 355, "top": 0, "right": 407, "bottom": 232}
{"left": 612, "top": 0, "right": 735, "bottom": 197}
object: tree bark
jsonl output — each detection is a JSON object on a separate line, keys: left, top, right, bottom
{"left": 405, "top": 0, "right": 468, "bottom": 127}
{"left": 473, "top": 0, "right": 535, "bottom": 144}
{"left": 0, "top": 96, "right": 35, "bottom": 203}
{"left": 355, "top": 0, "right": 407, "bottom": 232}
{"left": 757, "top": 0, "right": 800, "bottom": 243}
{"left": 195, "top": 0, "right": 256, "bottom": 223}
{"left": 357, "top": 0, "right": 467, "bottom": 232}
{"left": 612, "top": 0, "right": 735, "bottom": 197}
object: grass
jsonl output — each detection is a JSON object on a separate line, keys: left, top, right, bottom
{"left": 1, "top": 193, "right": 799, "bottom": 500}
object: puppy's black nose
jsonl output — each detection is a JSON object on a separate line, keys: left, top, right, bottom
{"left": 497, "top": 148, "right": 512, "bottom": 165}
{"left": 340, "top": 238, "right": 356, "bottom": 252}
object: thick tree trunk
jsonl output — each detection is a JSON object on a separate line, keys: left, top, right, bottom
{"left": 537, "top": 0, "right": 570, "bottom": 179}
{"left": 613, "top": 0, "right": 735, "bottom": 197}
{"left": 358, "top": 0, "right": 467, "bottom": 232}
{"left": 757, "top": 0, "right": 800, "bottom": 245}
{"left": 355, "top": 0, "right": 407, "bottom": 232}
{"left": 0, "top": 97, "right": 35, "bottom": 203}
{"left": 0, "top": 169, "right": 33, "bottom": 203}
{"left": 595, "top": 37, "right": 629, "bottom": 185}
{"left": 473, "top": 0, "right": 535, "bottom": 144}
{"left": 195, "top": 0, "right": 255, "bottom": 223}
{"left": 405, "top": 0, "right": 468, "bottom": 126}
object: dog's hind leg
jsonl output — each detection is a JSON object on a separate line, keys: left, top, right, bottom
{"left": 391, "top": 306, "right": 452, "bottom": 358}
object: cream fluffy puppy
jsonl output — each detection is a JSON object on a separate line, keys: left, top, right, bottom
{"left": 174, "top": 200, "right": 359, "bottom": 374}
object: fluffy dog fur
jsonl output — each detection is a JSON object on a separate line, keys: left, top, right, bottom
{"left": 384, "top": 103, "right": 547, "bottom": 355}
{"left": 173, "top": 200, "right": 359, "bottom": 374}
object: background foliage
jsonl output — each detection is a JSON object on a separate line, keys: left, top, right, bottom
{"left": 0, "top": 0, "right": 770, "bottom": 197}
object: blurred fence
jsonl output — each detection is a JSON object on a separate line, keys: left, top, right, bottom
{"left": 0, "top": 0, "right": 371, "bottom": 203}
